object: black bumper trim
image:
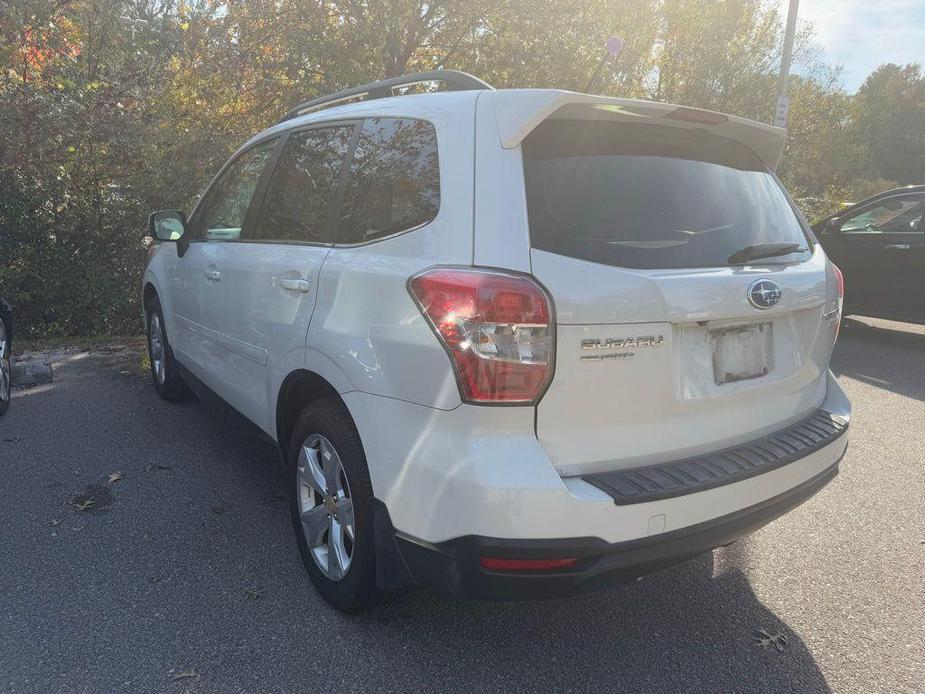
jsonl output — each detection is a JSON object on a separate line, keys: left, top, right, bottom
{"left": 391, "top": 459, "right": 841, "bottom": 601}
{"left": 583, "top": 408, "right": 848, "bottom": 505}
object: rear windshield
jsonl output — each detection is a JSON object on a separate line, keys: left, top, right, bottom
{"left": 522, "top": 120, "right": 811, "bottom": 269}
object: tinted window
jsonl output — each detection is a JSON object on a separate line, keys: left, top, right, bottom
{"left": 252, "top": 126, "right": 354, "bottom": 243}
{"left": 192, "top": 139, "right": 277, "bottom": 241}
{"left": 337, "top": 118, "right": 439, "bottom": 244}
{"left": 522, "top": 120, "right": 811, "bottom": 269}
{"left": 840, "top": 195, "right": 925, "bottom": 234}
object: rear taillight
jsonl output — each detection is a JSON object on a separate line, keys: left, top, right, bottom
{"left": 408, "top": 268, "right": 555, "bottom": 404}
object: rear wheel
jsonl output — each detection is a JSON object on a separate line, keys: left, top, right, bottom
{"left": 0, "top": 318, "right": 10, "bottom": 416}
{"left": 288, "top": 399, "right": 385, "bottom": 613}
{"left": 146, "top": 296, "right": 188, "bottom": 401}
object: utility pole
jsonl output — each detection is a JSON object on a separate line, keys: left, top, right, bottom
{"left": 585, "top": 37, "right": 624, "bottom": 94}
{"left": 774, "top": 0, "right": 799, "bottom": 128}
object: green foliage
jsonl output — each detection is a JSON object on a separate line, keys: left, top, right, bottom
{"left": 0, "top": 0, "right": 921, "bottom": 336}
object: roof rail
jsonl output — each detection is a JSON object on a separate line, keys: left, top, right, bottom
{"left": 280, "top": 70, "right": 494, "bottom": 123}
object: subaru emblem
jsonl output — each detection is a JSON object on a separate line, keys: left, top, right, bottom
{"left": 748, "top": 279, "right": 782, "bottom": 309}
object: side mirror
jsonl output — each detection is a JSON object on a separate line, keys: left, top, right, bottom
{"left": 149, "top": 210, "right": 187, "bottom": 241}
{"left": 824, "top": 217, "right": 841, "bottom": 234}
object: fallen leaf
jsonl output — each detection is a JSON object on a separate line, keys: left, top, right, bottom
{"left": 755, "top": 628, "right": 788, "bottom": 651}
{"left": 144, "top": 463, "right": 173, "bottom": 472}
{"left": 243, "top": 585, "right": 265, "bottom": 600}
{"left": 170, "top": 668, "right": 200, "bottom": 682}
{"left": 74, "top": 498, "right": 97, "bottom": 512}
{"left": 108, "top": 471, "right": 124, "bottom": 484}
{"left": 210, "top": 505, "right": 226, "bottom": 515}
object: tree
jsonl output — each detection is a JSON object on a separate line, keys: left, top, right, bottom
{"left": 852, "top": 63, "right": 925, "bottom": 185}
{"left": 0, "top": 0, "right": 916, "bottom": 335}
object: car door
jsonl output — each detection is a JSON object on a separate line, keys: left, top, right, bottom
{"left": 210, "top": 123, "right": 357, "bottom": 433}
{"left": 169, "top": 138, "right": 278, "bottom": 390}
{"left": 820, "top": 192, "right": 925, "bottom": 317}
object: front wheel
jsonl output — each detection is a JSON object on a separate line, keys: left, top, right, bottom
{"left": 288, "top": 399, "right": 386, "bottom": 613}
{"left": 146, "top": 296, "right": 188, "bottom": 402}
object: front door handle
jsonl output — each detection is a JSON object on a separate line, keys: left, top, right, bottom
{"left": 279, "top": 277, "right": 311, "bottom": 293}
{"left": 884, "top": 244, "right": 911, "bottom": 250}
{"left": 204, "top": 269, "right": 221, "bottom": 281}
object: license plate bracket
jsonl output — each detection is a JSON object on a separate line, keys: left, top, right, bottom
{"left": 711, "top": 322, "right": 773, "bottom": 385}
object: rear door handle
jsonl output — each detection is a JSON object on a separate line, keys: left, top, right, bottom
{"left": 204, "top": 269, "right": 221, "bottom": 281}
{"left": 279, "top": 277, "right": 311, "bottom": 293}
{"left": 884, "top": 244, "right": 911, "bottom": 250}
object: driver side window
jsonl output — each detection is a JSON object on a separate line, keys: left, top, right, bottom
{"left": 840, "top": 195, "right": 925, "bottom": 235}
{"left": 191, "top": 139, "right": 278, "bottom": 241}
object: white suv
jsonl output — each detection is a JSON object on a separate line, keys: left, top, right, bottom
{"left": 143, "top": 71, "right": 850, "bottom": 612}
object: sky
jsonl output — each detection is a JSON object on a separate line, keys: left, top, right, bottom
{"left": 798, "top": 0, "right": 925, "bottom": 92}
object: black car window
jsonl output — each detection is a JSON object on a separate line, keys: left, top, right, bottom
{"left": 251, "top": 126, "right": 355, "bottom": 244}
{"left": 840, "top": 195, "right": 925, "bottom": 234}
{"left": 336, "top": 118, "right": 439, "bottom": 245}
{"left": 191, "top": 139, "right": 277, "bottom": 241}
{"left": 522, "top": 120, "right": 811, "bottom": 269}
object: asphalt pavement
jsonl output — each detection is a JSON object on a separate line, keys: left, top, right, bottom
{"left": 0, "top": 317, "right": 922, "bottom": 693}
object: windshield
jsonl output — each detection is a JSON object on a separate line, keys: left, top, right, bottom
{"left": 522, "top": 120, "right": 812, "bottom": 270}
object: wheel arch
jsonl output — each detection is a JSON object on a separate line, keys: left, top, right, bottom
{"left": 276, "top": 369, "right": 349, "bottom": 459}
{"left": 142, "top": 274, "right": 165, "bottom": 331}
{"left": 141, "top": 276, "right": 177, "bottom": 343}
{"left": 141, "top": 280, "right": 160, "bottom": 322}
{"left": 142, "top": 281, "right": 158, "bottom": 313}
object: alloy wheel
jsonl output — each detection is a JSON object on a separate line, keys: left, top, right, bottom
{"left": 296, "top": 433, "right": 355, "bottom": 581}
{"left": 149, "top": 314, "right": 166, "bottom": 385}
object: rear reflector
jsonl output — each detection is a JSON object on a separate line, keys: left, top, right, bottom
{"left": 480, "top": 557, "right": 578, "bottom": 572}
{"left": 832, "top": 263, "right": 844, "bottom": 339}
{"left": 408, "top": 268, "right": 555, "bottom": 404}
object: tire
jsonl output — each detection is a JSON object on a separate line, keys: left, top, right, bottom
{"left": 288, "top": 398, "right": 386, "bottom": 613}
{"left": 146, "top": 295, "right": 188, "bottom": 402}
{"left": 0, "top": 317, "right": 10, "bottom": 417}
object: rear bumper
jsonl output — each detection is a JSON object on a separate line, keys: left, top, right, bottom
{"left": 349, "top": 371, "right": 850, "bottom": 548}
{"left": 388, "top": 458, "right": 841, "bottom": 600}
{"left": 350, "top": 372, "right": 850, "bottom": 599}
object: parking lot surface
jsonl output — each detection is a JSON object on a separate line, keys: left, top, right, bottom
{"left": 1, "top": 317, "right": 923, "bottom": 693}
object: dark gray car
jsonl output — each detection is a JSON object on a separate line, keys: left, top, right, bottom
{"left": 814, "top": 185, "right": 925, "bottom": 324}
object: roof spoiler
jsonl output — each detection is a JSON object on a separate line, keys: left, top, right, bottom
{"left": 490, "top": 90, "right": 788, "bottom": 171}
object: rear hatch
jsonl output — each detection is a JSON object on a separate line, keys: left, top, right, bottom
{"left": 517, "top": 112, "right": 835, "bottom": 476}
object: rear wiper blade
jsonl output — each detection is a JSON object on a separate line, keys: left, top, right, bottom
{"left": 727, "top": 242, "right": 807, "bottom": 265}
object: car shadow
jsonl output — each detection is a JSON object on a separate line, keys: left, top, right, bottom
{"left": 831, "top": 317, "right": 925, "bottom": 403}
{"left": 356, "top": 539, "right": 831, "bottom": 693}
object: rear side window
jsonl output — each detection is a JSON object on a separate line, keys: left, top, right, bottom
{"left": 838, "top": 195, "right": 925, "bottom": 234}
{"left": 252, "top": 126, "right": 354, "bottom": 244}
{"left": 522, "top": 120, "right": 811, "bottom": 269}
{"left": 337, "top": 118, "right": 439, "bottom": 244}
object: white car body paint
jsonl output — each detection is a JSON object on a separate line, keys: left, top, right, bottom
{"left": 142, "top": 87, "right": 849, "bottom": 552}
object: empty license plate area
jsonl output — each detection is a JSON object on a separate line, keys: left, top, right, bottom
{"left": 710, "top": 322, "right": 773, "bottom": 385}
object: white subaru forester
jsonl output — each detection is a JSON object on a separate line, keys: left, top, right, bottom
{"left": 143, "top": 71, "right": 850, "bottom": 612}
